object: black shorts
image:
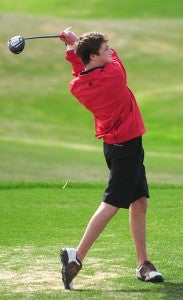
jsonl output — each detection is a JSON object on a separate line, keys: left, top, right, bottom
{"left": 103, "top": 136, "right": 149, "bottom": 209}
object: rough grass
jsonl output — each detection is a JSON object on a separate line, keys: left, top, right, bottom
{"left": 0, "top": 0, "right": 183, "bottom": 18}
{"left": 0, "top": 14, "right": 183, "bottom": 183}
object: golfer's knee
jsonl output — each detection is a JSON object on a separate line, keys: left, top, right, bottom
{"left": 130, "top": 197, "right": 147, "bottom": 213}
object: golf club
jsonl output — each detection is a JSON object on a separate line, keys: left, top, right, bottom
{"left": 7, "top": 34, "right": 60, "bottom": 55}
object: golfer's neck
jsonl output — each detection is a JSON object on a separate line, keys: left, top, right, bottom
{"left": 85, "top": 61, "right": 105, "bottom": 71}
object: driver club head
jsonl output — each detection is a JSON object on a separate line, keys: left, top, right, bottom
{"left": 7, "top": 35, "right": 25, "bottom": 54}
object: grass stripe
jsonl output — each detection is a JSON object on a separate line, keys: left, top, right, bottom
{"left": 0, "top": 180, "right": 182, "bottom": 190}
{"left": 1, "top": 136, "right": 183, "bottom": 160}
{"left": 0, "top": 0, "right": 183, "bottom": 18}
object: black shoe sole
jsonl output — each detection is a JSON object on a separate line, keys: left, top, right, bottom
{"left": 60, "top": 249, "right": 72, "bottom": 289}
{"left": 138, "top": 275, "right": 163, "bottom": 283}
{"left": 145, "top": 275, "right": 164, "bottom": 283}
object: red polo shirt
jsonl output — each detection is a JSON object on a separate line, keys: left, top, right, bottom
{"left": 66, "top": 49, "right": 146, "bottom": 144}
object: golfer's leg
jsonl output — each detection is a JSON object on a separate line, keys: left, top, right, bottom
{"left": 129, "top": 197, "right": 148, "bottom": 266}
{"left": 77, "top": 202, "right": 119, "bottom": 262}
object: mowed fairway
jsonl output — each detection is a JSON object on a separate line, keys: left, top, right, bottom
{"left": 0, "top": 182, "right": 183, "bottom": 299}
{"left": 0, "top": 1, "right": 183, "bottom": 299}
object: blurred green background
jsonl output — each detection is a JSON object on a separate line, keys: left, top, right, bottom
{"left": 0, "top": 0, "right": 183, "bottom": 183}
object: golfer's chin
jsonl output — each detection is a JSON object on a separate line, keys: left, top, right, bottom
{"left": 105, "top": 58, "right": 112, "bottom": 65}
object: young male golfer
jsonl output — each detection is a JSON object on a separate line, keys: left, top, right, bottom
{"left": 59, "top": 27, "right": 163, "bottom": 289}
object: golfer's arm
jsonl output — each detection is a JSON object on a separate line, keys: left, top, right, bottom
{"left": 66, "top": 50, "right": 84, "bottom": 77}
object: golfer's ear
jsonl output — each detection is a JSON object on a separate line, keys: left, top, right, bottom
{"left": 90, "top": 53, "right": 96, "bottom": 61}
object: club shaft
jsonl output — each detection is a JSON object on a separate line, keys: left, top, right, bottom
{"left": 24, "top": 34, "right": 59, "bottom": 40}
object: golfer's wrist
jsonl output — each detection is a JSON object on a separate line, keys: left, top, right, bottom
{"left": 67, "top": 44, "right": 75, "bottom": 51}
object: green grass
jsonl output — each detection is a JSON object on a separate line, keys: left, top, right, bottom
{"left": 0, "top": 182, "right": 183, "bottom": 299}
{"left": 0, "top": 0, "right": 183, "bottom": 18}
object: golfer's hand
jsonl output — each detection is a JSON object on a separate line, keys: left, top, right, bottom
{"left": 59, "top": 27, "right": 78, "bottom": 45}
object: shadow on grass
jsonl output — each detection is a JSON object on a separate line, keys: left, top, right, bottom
{"left": 76, "top": 282, "right": 183, "bottom": 299}
{"left": 160, "top": 282, "right": 183, "bottom": 300}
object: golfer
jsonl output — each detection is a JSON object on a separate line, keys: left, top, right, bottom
{"left": 59, "top": 28, "right": 163, "bottom": 289}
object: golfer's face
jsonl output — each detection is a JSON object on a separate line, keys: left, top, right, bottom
{"left": 97, "top": 42, "right": 113, "bottom": 65}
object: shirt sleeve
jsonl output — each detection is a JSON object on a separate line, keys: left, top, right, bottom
{"left": 110, "top": 49, "right": 125, "bottom": 69}
{"left": 65, "top": 50, "right": 84, "bottom": 77}
{"left": 102, "top": 49, "right": 127, "bottom": 81}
